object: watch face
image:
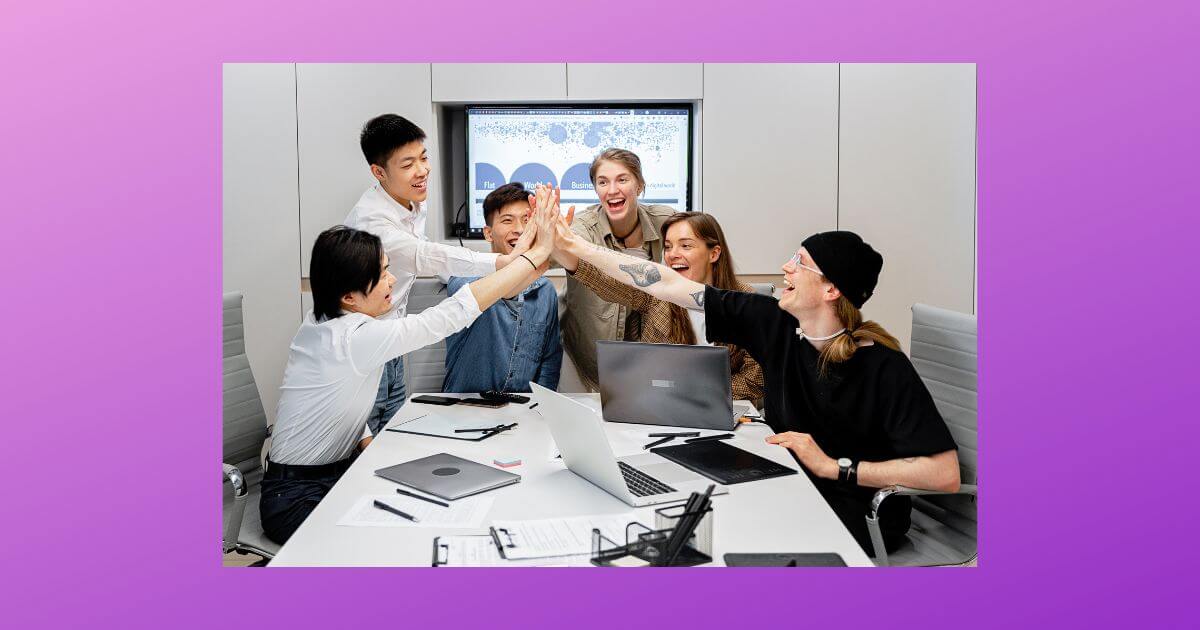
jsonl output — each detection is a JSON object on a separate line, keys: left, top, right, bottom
{"left": 837, "top": 458, "right": 852, "bottom": 468}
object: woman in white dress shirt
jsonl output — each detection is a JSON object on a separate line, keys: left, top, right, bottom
{"left": 260, "top": 189, "right": 559, "bottom": 544}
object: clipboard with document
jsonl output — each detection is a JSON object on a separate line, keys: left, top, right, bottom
{"left": 385, "top": 412, "right": 517, "bottom": 442}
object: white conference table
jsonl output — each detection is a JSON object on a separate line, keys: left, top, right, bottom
{"left": 270, "top": 393, "right": 873, "bottom": 567}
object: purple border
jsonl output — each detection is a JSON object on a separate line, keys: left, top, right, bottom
{"left": 2, "top": 1, "right": 1196, "bottom": 627}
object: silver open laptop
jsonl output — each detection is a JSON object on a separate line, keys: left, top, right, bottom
{"left": 529, "top": 383, "right": 727, "bottom": 507}
{"left": 597, "top": 341, "right": 750, "bottom": 430}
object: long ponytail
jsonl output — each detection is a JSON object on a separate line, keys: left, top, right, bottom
{"left": 818, "top": 296, "right": 901, "bottom": 374}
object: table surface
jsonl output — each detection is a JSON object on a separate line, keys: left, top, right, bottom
{"left": 269, "top": 394, "right": 874, "bottom": 567}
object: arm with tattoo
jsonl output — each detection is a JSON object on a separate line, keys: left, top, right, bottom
{"left": 561, "top": 236, "right": 706, "bottom": 310}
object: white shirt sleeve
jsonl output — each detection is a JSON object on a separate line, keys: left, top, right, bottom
{"left": 364, "top": 217, "right": 498, "bottom": 279}
{"left": 346, "top": 283, "right": 483, "bottom": 375}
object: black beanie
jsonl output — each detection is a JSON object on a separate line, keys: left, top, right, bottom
{"left": 800, "top": 231, "right": 883, "bottom": 309}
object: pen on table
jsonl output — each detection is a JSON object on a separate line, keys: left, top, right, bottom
{"left": 454, "top": 423, "right": 517, "bottom": 433}
{"left": 528, "top": 402, "right": 539, "bottom": 410}
{"left": 396, "top": 487, "right": 450, "bottom": 508}
{"left": 684, "top": 433, "right": 735, "bottom": 443}
{"left": 643, "top": 436, "right": 675, "bottom": 450}
{"left": 647, "top": 431, "right": 700, "bottom": 438}
{"left": 373, "top": 499, "right": 419, "bottom": 522}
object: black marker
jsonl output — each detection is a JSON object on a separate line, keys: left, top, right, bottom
{"left": 373, "top": 499, "right": 419, "bottom": 522}
{"left": 396, "top": 488, "right": 450, "bottom": 508}
{"left": 643, "top": 436, "right": 675, "bottom": 450}
{"left": 684, "top": 433, "right": 735, "bottom": 443}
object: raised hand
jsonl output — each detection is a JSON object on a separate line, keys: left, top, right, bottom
{"left": 529, "top": 184, "right": 559, "bottom": 257}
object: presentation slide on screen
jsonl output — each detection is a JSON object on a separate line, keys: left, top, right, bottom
{"left": 466, "top": 107, "right": 691, "bottom": 230}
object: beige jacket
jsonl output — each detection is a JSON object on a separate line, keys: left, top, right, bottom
{"left": 561, "top": 203, "right": 675, "bottom": 388}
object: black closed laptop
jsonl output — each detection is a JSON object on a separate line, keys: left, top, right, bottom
{"left": 650, "top": 440, "right": 797, "bottom": 485}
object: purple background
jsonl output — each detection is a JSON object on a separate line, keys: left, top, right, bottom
{"left": 1, "top": 0, "right": 1196, "bottom": 627}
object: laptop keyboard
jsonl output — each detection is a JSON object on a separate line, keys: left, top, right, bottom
{"left": 618, "top": 461, "right": 677, "bottom": 497}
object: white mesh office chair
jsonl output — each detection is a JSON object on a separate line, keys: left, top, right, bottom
{"left": 222, "top": 292, "right": 280, "bottom": 563}
{"left": 867, "top": 303, "right": 978, "bottom": 566}
{"left": 403, "top": 278, "right": 450, "bottom": 393}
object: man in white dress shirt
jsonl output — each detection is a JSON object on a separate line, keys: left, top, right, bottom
{"left": 345, "top": 114, "right": 537, "bottom": 434}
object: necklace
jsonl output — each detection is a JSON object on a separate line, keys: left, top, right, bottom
{"left": 612, "top": 218, "right": 641, "bottom": 246}
{"left": 795, "top": 327, "right": 847, "bottom": 342}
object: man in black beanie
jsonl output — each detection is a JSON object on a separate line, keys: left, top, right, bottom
{"left": 550, "top": 223, "right": 960, "bottom": 558}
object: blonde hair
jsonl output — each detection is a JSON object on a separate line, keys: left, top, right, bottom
{"left": 818, "top": 296, "right": 901, "bottom": 374}
{"left": 589, "top": 148, "right": 646, "bottom": 195}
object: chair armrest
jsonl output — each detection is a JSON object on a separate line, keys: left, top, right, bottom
{"left": 870, "top": 483, "right": 978, "bottom": 517}
{"left": 223, "top": 463, "right": 247, "bottom": 498}
{"left": 223, "top": 463, "right": 248, "bottom": 554}
{"left": 866, "top": 484, "right": 978, "bottom": 566}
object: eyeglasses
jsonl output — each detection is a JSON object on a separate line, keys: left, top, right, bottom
{"left": 785, "top": 251, "right": 823, "bottom": 276}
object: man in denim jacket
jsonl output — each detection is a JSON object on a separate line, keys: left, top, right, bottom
{"left": 443, "top": 183, "right": 562, "bottom": 392}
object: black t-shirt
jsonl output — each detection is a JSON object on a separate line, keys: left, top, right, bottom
{"left": 704, "top": 286, "right": 957, "bottom": 549}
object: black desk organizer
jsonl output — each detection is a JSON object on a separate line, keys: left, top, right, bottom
{"left": 589, "top": 505, "right": 713, "bottom": 567}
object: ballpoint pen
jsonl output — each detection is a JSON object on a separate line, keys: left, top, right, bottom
{"left": 396, "top": 487, "right": 450, "bottom": 508}
{"left": 373, "top": 499, "right": 419, "bottom": 522}
{"left": 684, "top": 433, "right": 735, "bottom": 443}
{"left": 454, "top": 423, "right": 517, "bottom": 434}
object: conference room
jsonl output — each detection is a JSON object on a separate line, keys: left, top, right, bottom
{"left": 222, "top": 63, "right": 978, "bottom": 567}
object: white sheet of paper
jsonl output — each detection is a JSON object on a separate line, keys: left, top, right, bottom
{"left": 435, "top": 536, "right": 589, "bottom": 567}
{"left": 491, "top": 513, "right": 640, "bottom": 560}
{"left": 337, "top": 494, "right": 494, "bottom": 528}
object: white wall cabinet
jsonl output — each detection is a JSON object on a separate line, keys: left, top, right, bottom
{"left": 223, "top": 64, "right": 302, "bottom": 423}
{"left": 297, "top": 63, "right": 436, "bottom": 270}
{"left": 432, "top": 64, "right": 566, "bottom": 102}
{"left": 702, "top": 63, "right": 840, "bottom": 274}
{"left": 567, "top": 63, "right": 703, "bottom": 100}
{"left": 838, "top": 63, "right": 977, "bottom": 348}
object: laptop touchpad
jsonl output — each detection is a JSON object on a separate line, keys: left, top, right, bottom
{"left": 624, "top": 455, "right": 696, "bottom": 484}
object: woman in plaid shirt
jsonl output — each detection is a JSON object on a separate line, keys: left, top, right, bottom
{"left": 556, "top": 211, "right": 764, "bottom": 401}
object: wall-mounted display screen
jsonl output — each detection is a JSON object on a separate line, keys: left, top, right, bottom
{"left": 465, "top": 105, "right": 692, "bottom": 235}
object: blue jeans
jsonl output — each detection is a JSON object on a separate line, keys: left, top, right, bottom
{"left": 366, "top": 356, "right": 406, "bottom": 435}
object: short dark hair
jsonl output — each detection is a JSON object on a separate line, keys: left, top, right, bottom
{"left": 309, "top": 226, "right": 384, "bottom": 321}
{"left": 482, "top": 182, "right": 529, "bottom": 226}
{"left": 360, "top": 114, "right": 427, "bottom": 167}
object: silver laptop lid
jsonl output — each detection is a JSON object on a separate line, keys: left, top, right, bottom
{"left": 596, "top": 341, "right": 735, "bottom": 430}
{"left": 374, "top": 453, "right": 520, "bottom": 500}
{"left": 528, "top": 383, "right": 635, "bottom": 504}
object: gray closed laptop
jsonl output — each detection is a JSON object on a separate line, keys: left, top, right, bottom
{"left": 375, "top": 453, "right": 520, "bottom": 500}
{"left": 597, "top": 341, "right": 737, "bottom": 430}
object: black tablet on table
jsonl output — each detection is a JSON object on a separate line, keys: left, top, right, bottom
{"left": 650, "top": 439, "right": 797, "bottom": 485}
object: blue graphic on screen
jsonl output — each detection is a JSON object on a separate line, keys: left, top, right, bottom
{"left": 466, "top": 107, "right": 691, "bottom": 231}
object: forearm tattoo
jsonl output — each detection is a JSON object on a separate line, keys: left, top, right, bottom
{"left": 619, "top": 263, "right": 662, "bottom": 287}
{"left": 691, "top": 290, "right": 705, "bottom": 308}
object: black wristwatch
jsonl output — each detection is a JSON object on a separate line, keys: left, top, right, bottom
{"left": 837, "top": 458, "right": 858, "bottom": 486}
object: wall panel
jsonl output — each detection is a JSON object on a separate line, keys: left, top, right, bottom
{"left": 839, "top": 63, "right": 977, "bottom": 349}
